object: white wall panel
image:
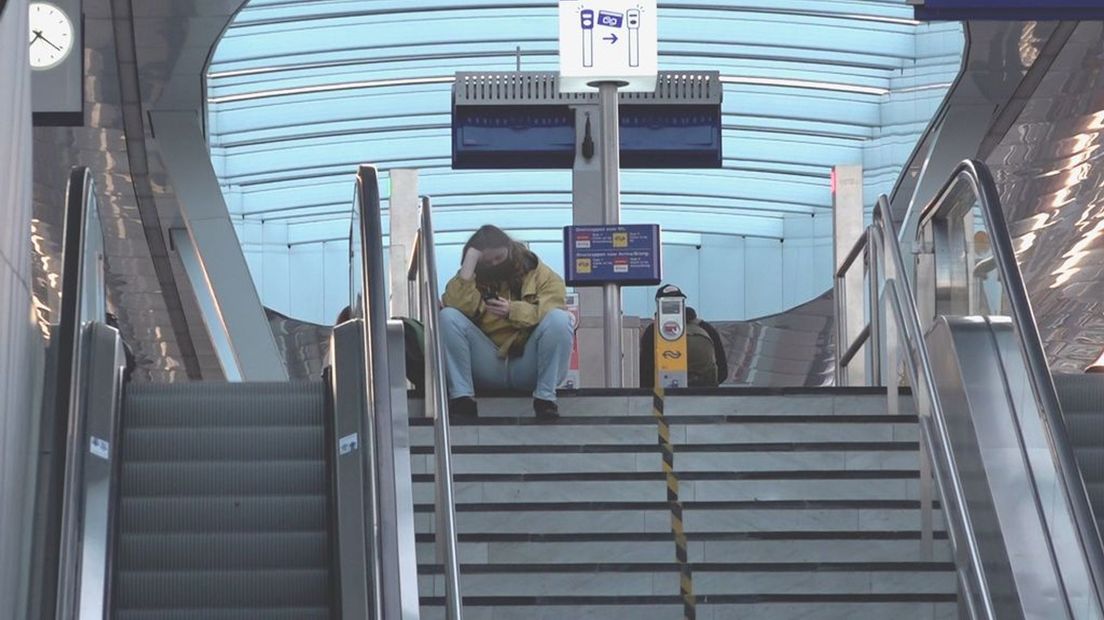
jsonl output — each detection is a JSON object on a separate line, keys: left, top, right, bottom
{"left": 0, "top": 1, "right": 42, "bottom": 615}
{"left": 744, "top": 238, "right": 785, "bottom": 318}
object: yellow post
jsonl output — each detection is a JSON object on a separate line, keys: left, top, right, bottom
{"left": 654, "top": 284, "right": 688, "bottom": 388}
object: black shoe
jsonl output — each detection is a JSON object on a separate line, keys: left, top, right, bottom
{"left": 533, "top": 398, "right": 559, "bottom": 420}
{"left": 449, "top": 397, "right": 478, "bottom": 418}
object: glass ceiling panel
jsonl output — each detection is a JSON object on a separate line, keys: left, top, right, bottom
{"left": 208, "top": 0, "right": 963, "bottom": 312}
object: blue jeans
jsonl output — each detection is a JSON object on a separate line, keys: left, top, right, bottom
{"left": 440, "top": 307, "right": 572, "bottom": 401}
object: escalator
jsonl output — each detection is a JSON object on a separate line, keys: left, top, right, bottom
{"left": 28, "top": 166, "right": 424, "bottom": 620}
{"left": 112, "top": 382, "right": 332, "bottom": 619}
{"left": 29, "top": 159, "right": 1104, "bottom": 620}
{"left": 835, "top": 159, "right": 1104, "bottom": 620}
{"left": 1054, "top": 375, "right": 1104, "bottom": 548}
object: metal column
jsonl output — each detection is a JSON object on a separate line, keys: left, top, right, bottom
{"left": 598, "top": 82, "right": 623, "bottom": 388}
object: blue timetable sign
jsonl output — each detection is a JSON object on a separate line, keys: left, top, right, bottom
{"left": 564, "top": 224, "right": 661, "bottom": 286}
{"left": 914, "top": 1, "right": 1104, "bottom": 20}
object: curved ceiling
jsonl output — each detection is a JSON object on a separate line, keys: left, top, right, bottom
{"left": 206, "top": 0, "right": 963, "bottom": 251}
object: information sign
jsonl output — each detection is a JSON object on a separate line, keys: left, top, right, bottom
{"left": 564, "top": 224, "right": 661, "bottom": 286}
{"left": 559, "top": 0, "right": 658, "bottom": 93}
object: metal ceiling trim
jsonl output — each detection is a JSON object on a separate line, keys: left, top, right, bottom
{"left": 453, "top": 71, "right": 722, "bottom": 105}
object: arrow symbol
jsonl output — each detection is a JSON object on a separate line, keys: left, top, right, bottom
{"left": 604, "top": 33, "right": 618, "bottom": 44}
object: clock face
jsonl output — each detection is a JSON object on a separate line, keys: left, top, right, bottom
{"left": 28, "top": 2, "right": 74, "bottom": 71}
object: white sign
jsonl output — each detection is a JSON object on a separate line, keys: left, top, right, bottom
{"left": 559, "top": 0, "right": 658, "bottom": 93}
{"left": 338, "top": 432, "right": 359, "bottom": 456}
{"left": 90, "top": 437, "right": 110, "bottom": 460}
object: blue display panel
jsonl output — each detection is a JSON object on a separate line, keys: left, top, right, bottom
{"left": 563, "top": 224, "right": 662, "bottom": 286}
{"left": 453, "top": 105, "right": 722, "bottom": 169}
{"left": 915, "top": 0, "right": 1104, "bottom": 20}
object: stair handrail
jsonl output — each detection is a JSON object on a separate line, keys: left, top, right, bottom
{"left": 836, "top": 194, "right": 996, "bottom": 620}
{"left": 407, "top": 196, "right": 465, "bottom": 619}
{"left": 917, "top": 159, "right": 1104, "bottom": 611}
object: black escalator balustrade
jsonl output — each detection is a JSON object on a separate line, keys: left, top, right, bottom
{"left": 112, "top": 382, "right": 334, "bottom": 619}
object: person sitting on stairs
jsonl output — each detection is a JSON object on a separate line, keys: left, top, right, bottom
{"left": 441, "top": 225, "right": 572, "bottom": 419}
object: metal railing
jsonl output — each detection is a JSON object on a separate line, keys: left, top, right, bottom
{"left": 837, "top": 159, "right": 1104, "bottom": 618}
{"left": 835, "top": 194, "right": 994, "bottom": 620}
{"left": 30, "top": 167, "right": 127, "bottom": 620}
{"left": 346, "top": 164, "right": 423, "bottom": 619}
{"left": 917, "top": 160, "right": 1104, "bottom": 614}
{"left": 407, "top": 196, "right": 465, "bottom": 619}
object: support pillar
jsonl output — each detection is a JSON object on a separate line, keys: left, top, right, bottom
{"left": 389, "top": 170, "right": 419, "bottom": 318}
{"left": 833, "top": 165, "right": 865, "bottom": 386}
{"left": 598, "top": 82, "right": 623, "bottom": 388}
{"left": 570, "top": 82, "right": 626, "bottom": 388}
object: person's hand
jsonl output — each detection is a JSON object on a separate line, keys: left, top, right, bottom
{"left": 484, "top": 297, "right": 510, "bottom": 319}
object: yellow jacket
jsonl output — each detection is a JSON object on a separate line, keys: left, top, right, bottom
{"left": 442, "top": 257, "right": 567, "bottom": 358}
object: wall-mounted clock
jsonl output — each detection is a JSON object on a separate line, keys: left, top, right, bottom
{"left": 29, "top": 1, "right": 74, "bottom": 71}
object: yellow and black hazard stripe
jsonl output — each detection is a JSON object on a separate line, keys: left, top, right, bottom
{"left": 653, "top": 384, "right": 696, "bottom": 619}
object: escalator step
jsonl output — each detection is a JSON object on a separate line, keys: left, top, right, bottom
{"left": 123, "top": 382, "right": 324, "bottom": 428}
{"left": 118, "top": 495, "right": 327, "bottom": 533}
{"left": 113, "top": 569, "right": 331, "bottom": 609}
{"left": 1071, "top": 447, "right": 1104, "bottom": 485}
{"left": 114, "top": 608, "right": 331, "bottom": 620}
{"left": 119, "top": 460, "right": 326, "bottom": 496}
{"left": 121, "top": 426, "right": 324, "bottom": 461}
{"left": 117, "top": 532, "right": 330, "bottom": 570}
{"left": 114, "top": 382, "right": 332, "bottom": 616}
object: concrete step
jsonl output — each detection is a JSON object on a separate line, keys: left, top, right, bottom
{"left": 412, "top": 500, "right": 947, "bottom": 534}
{"left": 410, "top": 416, "right": 920, "bottom": 447}
{"left": 411, "top": 470, "right": 924, "bottom": 504}
{"left": 407, "top": 390, "right": 914, "bottom": 418}
{"left": 415, "top": 532, "right": 952, "bottom": 564}
{"left": 418, "top": 599, "right": 955, "bottom": 620}
{"left": 410, "top": 443, "right": 920, "bottom": 474}
{"left": 415, "top": 562, "right": 956, "bottom": 597}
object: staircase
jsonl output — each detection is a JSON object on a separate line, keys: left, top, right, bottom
{"left": 412, "top": 389, "right": 957, "bottom": 619}
{"left": 113, "top": 383, "right": 334, "bottom": 620}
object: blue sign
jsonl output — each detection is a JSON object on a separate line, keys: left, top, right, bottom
{"left": 915, "top": 1, "right": 1104, "bottom": 20}
{"left": 597, "top": 10, "right": 624, "bottom": 28}
{"left": 564, "top": 224, "right": 661, "bottom": 286}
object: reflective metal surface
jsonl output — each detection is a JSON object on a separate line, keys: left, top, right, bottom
{"left": 265, "top": 307, "right": 330, "bottom": 380}
{"left": 382, "top": 320, "right": 422, "bottom": 620}
{"left": 31, "top": 0, "right": 251, "bottom": 382}
{"left": 74, "top": 322, "right": 126, "bottom": 619}
{"left": 360, "top": 166, "right": 431, "bottom": 618}
{"left": 712, "top": 290, "right": 836, "bottom": 387}
{"left": 917, "top": 161, "right": 1104, "bottom": 618}
{"left": 328, "top": 320, "right": 375, "bottom": 619}
{"left": 835, "top": 195, "right": 996, "bottom": 620}
{"left": 984, "top": 22, "right": 1104, "bottom": 374}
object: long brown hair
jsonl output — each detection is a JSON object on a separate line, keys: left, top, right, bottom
{"left": 463, "top": 225, "right": 537, "bottom": 296}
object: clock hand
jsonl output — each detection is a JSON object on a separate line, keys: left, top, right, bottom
{"left": 38, "top": 35, "right": 63, "bottom": 52}
{"left": 29, "top": 31, "right": 44, "bottom": 46}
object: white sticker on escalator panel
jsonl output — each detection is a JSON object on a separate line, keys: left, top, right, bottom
{"left": 339, "top": 432, "right": 359, "bottom": 456}
{"left": 90, "top": 436, "right": 110, "bottom": 460}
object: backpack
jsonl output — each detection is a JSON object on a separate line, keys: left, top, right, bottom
{"left": 685, "top": 320, "right": 719, "bottom": 387}
{"left": 397, "top": 316, "right": 425, "bottom": 392}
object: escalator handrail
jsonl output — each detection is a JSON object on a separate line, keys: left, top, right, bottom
{"left": 34, "top": 166, "right": 115, "bottom": 619}
{"left": 407, "top": 197, "right": 465, "bottom": 619}
{"left": 864, "top": 196, "right": 996, "bottom": 620}
{"left": 353, "top": 164, "right": 390, "bottom": 619}
{"left": 917, "top": 159, "right": 1104, "bottom": 610}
